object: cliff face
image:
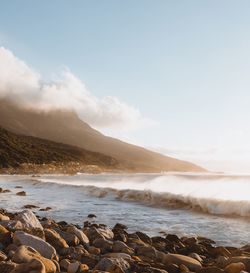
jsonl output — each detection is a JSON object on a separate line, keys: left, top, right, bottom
{"left": 0, "top": 99, "right": 205, "bottom": 172}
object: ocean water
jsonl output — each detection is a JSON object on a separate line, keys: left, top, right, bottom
{"left": 0, "top": 172, "right": 250, "bottom": 247}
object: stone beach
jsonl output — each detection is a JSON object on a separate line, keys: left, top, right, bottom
{"left": 0, "top": 187, "right": 249, "bottom": 273}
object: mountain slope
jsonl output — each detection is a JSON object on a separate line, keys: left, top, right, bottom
{"left": 0, "top": 126, "right": 118, "bottom": 170}
{"left": 0, "top": 99, "right": 205, "bottom": 172}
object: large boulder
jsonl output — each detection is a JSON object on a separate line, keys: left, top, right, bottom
{"left": 44, "top": 229, "right": 68, "bottom": 251}
{"left": 11, "top": 245, "right": 56, "bottom": 273}
{"left": 163, "top": 253, "right": 202, "bottom": 271}
{"left": 13, "top": 231, "right": 56, "bottom": 259}
{"left": 15, "top": 210, "right": 43, "bottom": 230}
{"left": 83, "top": 227, "right": 114, "bottom": 242}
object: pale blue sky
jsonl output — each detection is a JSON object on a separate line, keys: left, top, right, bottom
{"left": 1, "top": 1, "right": 250, "bottom": 171}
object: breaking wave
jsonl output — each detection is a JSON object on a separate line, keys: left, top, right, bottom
{"left": 35, "top": 172, "right": 250, "bottom": 218}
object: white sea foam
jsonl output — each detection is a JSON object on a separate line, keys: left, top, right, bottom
{"left": 37, "top": 172, "right": 250, "bottom": 217}
{"left": 1, "top": 173, "right": 250, "bottom": 246}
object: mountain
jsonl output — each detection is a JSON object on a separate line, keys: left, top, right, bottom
{"left": 0, "top": 126, "right": 119, "bottom": 171}
{"left": 0, "top": 99, "right": 205, "bottom": 172}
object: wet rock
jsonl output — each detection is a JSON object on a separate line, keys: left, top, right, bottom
{"left": 95, "top": 257, "right": 130, "bottom": 273}
{"left": 136, "top": 231, "right": 152, "bottom": 245}
{"left": 88, "top": 214, "right": 97, "bottom": 218}
{"left": 112, "top": 227, "right": 128, "bottom": 243}
{"left": 182, "top": 236, "right": 198, "bottom": 246}
{"left": 40, "top": 207, "right": 52, "bottom": 212}
{"left": 113, "top": 223, "right": 128, "bottom": 230}
{"left": 197, "top": 236, "right": 216, "bottom": 246}
{"left": 15, "top": 209, "right": 43, "bottom": 230}
{"left": 23, "top": 204, "right": 40, "bottom": 209}
{"left": 13, "top": 231, "right": 57, "bottom": 259}
{"left": 16, "top": 191, "right": 26, "bottom": 196}
{"left": 2, "top": 189, "right": 11, "bottom": 193}
{"left": 166, "top": 234, "right": 181, "bottom": 243}
{"left": 44, "top": 228, "right": 69, "bottom": 251}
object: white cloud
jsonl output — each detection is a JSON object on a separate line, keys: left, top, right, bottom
{"left": 0, "top": 47, "right": 153, "bottom": 130}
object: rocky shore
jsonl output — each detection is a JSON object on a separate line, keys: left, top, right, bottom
{"left": 0, "top": 193, "right": 249, "bottom": 272}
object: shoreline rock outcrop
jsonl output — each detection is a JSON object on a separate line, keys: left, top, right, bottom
{"left": 0, "top": 208, "right": 248, "bottom": 273}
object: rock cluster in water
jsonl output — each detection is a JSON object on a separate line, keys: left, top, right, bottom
{"left": 0, "top": 208, "right": 249, "bottom": 272}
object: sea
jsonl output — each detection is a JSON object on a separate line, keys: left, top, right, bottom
{"left": 0, "top": 172, "right": 250, "bottom": 247}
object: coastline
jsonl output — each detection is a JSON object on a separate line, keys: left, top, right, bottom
{"left": 0, "top": 162, "right": 127, "bottom": 175}
{"left": 0, "top": 207, "right": 249, "bottom": 273}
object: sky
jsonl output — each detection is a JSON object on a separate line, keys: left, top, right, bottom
{"left": 1, "top": 0, "right": 250, "bottom": 172}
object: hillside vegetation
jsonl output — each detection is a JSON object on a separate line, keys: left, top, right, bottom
{"left": 0, "top": 99, "right": 205, "bottom": 172}
{"left": 0, "top": 126, "right": 118, "bottom": 169}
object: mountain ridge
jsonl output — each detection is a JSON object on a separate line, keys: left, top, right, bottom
{"left": 0, "top": 126, "right": 122, "bottom": 173}
{"left": 0, "top": 99, "right": 205, "bottom": 172}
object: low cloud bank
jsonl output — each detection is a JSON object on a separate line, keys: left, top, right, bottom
{"left": 0, "top": 47, "right": 152, "bottom": 130}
